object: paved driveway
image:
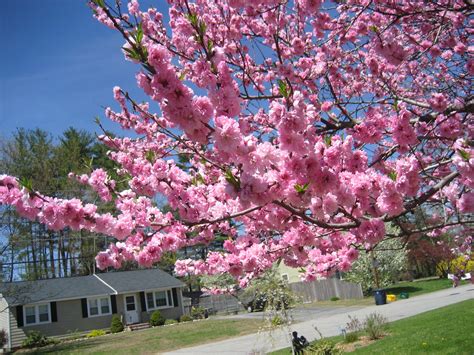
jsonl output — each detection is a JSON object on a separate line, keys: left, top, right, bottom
{"left": 164, "top": 284, "right": 474, "bottom": 355}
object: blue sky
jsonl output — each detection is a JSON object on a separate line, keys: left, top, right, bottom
{"left": 0, "top": 0, "right": 166, "bottom": 140}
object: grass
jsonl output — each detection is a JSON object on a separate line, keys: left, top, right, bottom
{"left": 299, "top": 278, "right": 467, "bottom": 308}
{"left": 383, "top": 278, "right": 467, "bottom": 298}
{"left": 21, "top": 280, "right": 469, "bottom": 354}
{"left": 352, "top": 299, "right": 474, "bottom": 354}
{"left": 23, "top": 318, "right": 264, "bottom": 354}
{"left": 270, "top": 337, "right": 344, "bottom": 355}
{"left": 271, "top": 299, "right": 474, "bottom": 354}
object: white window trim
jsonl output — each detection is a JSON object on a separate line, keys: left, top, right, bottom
{"left": 87, "top": 296, "right": 112, "bottom": 318}
{"left": 123, "top": 294, "right": 138, "bottom": 313}
{"left": 281, "top": 273, "right": 289, "bottom": 282}
{"left": 23, "top": 303, "right": 51, "bottom": 327}
{"left": 145, "top": 289, "right": 173, "bottom": 311}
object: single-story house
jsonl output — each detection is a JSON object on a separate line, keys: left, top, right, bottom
{"left": 0, "top": 268, "right": 185, "bottom": 350}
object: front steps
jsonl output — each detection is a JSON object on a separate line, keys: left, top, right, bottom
{"left": 127, "top": 322, "right": 151, "bottom": 331}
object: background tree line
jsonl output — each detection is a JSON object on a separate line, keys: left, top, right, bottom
{"left": 0, "top": 127, "right": 223, "bottom": 284}
{"left": 0, "top": 127, "right": 117, "bottom": 281}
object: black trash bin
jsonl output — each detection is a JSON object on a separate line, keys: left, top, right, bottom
{"left": 374, "top": 289, "right": 387, "bottom": 305}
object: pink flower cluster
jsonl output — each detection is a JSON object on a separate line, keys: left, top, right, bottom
{"left": 1, "top": 0, "right": 472, "bottom": 285}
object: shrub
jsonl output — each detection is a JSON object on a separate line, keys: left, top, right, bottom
{"left": 179, "top": 314, "right": 192, "bottom": 322}
{"left": 0, "top": 329, "right": 7, "bottom": 348}
{"left": 437, "top": 254, "right": 474, "bottom": 278}
{"left": 65, "top": 329, "right": 82, "bottom": 341}
{"left": 346, "top": 315, "right": 364, "bottom": 333}
{"left": 330, "top": 296, "right": 340, "bottom": 301}
{"left": 110, "top": 314, "right": 124, "bottom": 333}
{"left": 86, "top": 329, "right": 106, "bottom": 338}
{"left": 22, "top": 330, "right": 50, "bottom": 348}
{"left": 308, "top": 339, "right": 341, "bottom": 355}
{"left": 364, "top": 312, "right": 388, "bottom": 340}
{"left": 150, "top": 310, "right": 166, "bottom": 326}
{"left": 344, "top": 332, "right": 359, "bottom": 343}
{"left": 270, "top": 315, "right": 283, "bottom": 326}
{"left": 165, "top": 319, "right": 178, "bottom": 325}
{"left": 191, "top": 306, "right": 205, "bottom": 320}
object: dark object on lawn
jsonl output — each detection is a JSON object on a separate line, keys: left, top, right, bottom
{"left": 330, "top": 296, "right": 340, "bottom": 301}
{"left": 374, "top": 289, "right": 387, "bottom": 305}
{"left": 291, "top": 331, "right": 309, "bottom": 355}
{"left": 399, "top": 291, "right": 409, "bottom": 299}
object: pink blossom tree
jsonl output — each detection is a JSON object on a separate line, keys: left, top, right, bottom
{"left": 1, "top": 0, "right": 473, "bottom": 287}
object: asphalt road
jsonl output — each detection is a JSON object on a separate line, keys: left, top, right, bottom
{"left": 164, "top": 284, "right": 474, "bottom": 355}
{"left": 216, "top": 305, "right": 365, "bottom": 324}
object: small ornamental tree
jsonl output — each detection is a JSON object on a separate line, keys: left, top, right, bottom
{"left": 0, "top": 0, "right": 472, "bottom": 288}
{"left": 344, "top": 237, "right": 408, "bottom": 295}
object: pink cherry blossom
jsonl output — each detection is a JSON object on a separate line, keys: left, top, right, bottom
{"left": 0, "top": 0, "right": 471, "bottom": 286}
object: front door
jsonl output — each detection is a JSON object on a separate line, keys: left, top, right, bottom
{"left": 124, "top": 294, "right": 139, "bottom": 324}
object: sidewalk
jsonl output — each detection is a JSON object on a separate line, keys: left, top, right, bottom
{"left": 164, "top": 284, "right": 473, "bottom": 354}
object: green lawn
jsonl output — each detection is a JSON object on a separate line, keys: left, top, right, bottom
{"left": 383, "top": 278, "right": 467, "bottom": 298}
{"left": 271, "top": 299, "right": 474, "bottom": 355}
{"left": 23, "top": 319, "right": 264, "bottom": 354}
{"left": 300, "top": 278, "right": 467, "bottom": 308}
{"left": 352, "top": 299, "right": 474, "bottom": 354}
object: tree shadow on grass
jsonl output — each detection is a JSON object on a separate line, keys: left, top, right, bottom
{"left": 30, "top": 338, "right": 106, "bottom": 354}
{"left": 383, "top": 286, "right": 422, "bottom": 295}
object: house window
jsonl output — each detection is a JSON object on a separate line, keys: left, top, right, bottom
{"left": 145, "top": 290, "right": 173, "bottom": 310}
{"left": 24, "top": 304, "right": 51, "bottom": 326}
{"left": 88, "top": 297, "right": 111, "bottom": 317}
{"left": 125, "top": 296, "right": 136, "bottom": 311}
{"left": 281, "top": 273, "right": 289, "bottom": 282}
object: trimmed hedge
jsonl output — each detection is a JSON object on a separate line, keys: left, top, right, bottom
{"left": 110, "top": 314, "right": 124, "bottom": 333}
{"left": 150, "top": 310, "right": 166, "bottom": 326}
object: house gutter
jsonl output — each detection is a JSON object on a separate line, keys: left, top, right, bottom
{"left": 93, "top": 274, "right": 118, "bottom": 294}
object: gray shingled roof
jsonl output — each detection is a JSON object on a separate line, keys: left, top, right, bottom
{"left": 0, "top": 269, "right": 184, "bottom": 306}
{"left": 0, "top": 275, "right": 112, "bottom": 306}
{"left": 98, "top": 268, "right": 184, "bottom": 293}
